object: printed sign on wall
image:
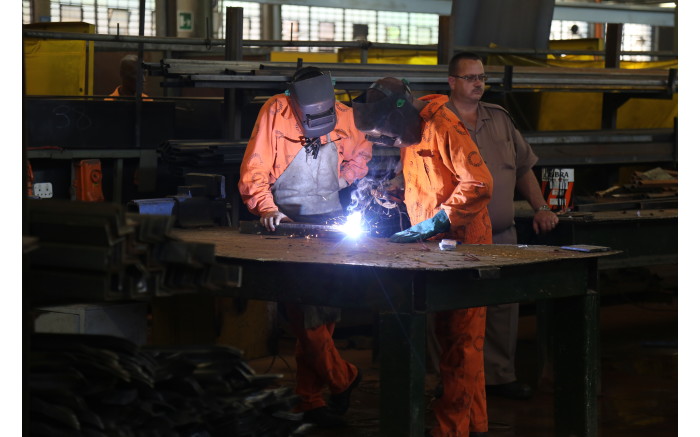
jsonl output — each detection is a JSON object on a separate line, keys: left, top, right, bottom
{"left": 179, "top": 12, "right": 193, "bottom": 31}
{"left": 541, "top": 168, "right": 574, "bottom": 212}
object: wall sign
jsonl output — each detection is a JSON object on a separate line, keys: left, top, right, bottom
{"left": 178, "top": 12, "right": 193, "bottom": 31}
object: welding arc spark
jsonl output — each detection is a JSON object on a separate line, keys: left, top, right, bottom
{"left": 347, "top": 176, "right": 408, "bottom": 237}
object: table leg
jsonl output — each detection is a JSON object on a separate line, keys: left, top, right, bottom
{"left": 551, "top": 291, "right": 600, "bottom": 437}
{"left": 379, "top": 311, "right": 426, "bottom": 437}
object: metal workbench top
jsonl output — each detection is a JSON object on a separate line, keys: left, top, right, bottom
{"left": 515, "top": 207, "right": 677, "bottom": 269}
{"left": 172, "top": 227, "right": 611, "bottom": 271}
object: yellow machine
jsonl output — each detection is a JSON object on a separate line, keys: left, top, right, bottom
{"left": 23, "top": 22, "right": 95, "bottom": 96}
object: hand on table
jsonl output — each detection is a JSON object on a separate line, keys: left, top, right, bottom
{"left": 533, "top": 209, "right": 559, "bottom": 235}
{"left": 261, "top": 211, "right": 292, "bottom": 232}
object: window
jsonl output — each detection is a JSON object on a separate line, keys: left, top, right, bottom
{"left": 220, "top": 1, "right": 261, "bottom": 40}
{"left": 414, "top": 27, "right": 432, "bottom": 45}
{"left": 310, "top": 7, "right": 342, "bottom": 51}
{"left": 318, "top": 22, "right": 335, "bottom": 52}
{"left": 282, "top": 20, "right": 301, "bottom": 50}
{"left": 23, "top": 0, "right": 32, "bottom": 24}
{"left": 551, "top": 19, "right": 655, "bottom": 61}
{"left": 352, "top": 24, "right": 369, "bottom": 41}
{"left": 60, "top": 5, "right": 83, "bottom": 22}
{"left": 275, "top": 5, "right": 438, "bottom": 52}
{"left": 622, "top": 23, "right": 653, "bottom": 61}
{"left": 108, "top": 8, "right": 129, "bottom": 34}
{"left": 31, "top": 1, "right": 442, "bottom": 49}
{"left": 384, "top": 26, "right": 401, "bottom": 44}
{"left": 345, "top": 9, "right": 377, "bottom": 42}
{"left": 319, "top": 22, "right": 335, "bottom": 41}
{"left": 46, "top": 1, "right": 156, "bottom": 36}
{"left": 282, "top": 5, "right": 309, "bottom": 51}
{"left": 378, "top": 11, "right": 409, "bottom": 44}
{"left": 550, "top": 20, "right": 590, "bottom": 40}
{"left": 409, "top": 13, "right": 439, "bottom": 45}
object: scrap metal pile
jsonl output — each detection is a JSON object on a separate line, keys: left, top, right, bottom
{"left": 29, "top": 333, "right": 303, "bottom": 437}
{"left": 26, "top": 199, "right": 241, "bottom": 304}
{"left": 582, "top": 166, "right": 678, "bottom": 211}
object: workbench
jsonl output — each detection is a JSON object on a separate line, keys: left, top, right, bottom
{"left": 174, "top": 228, "right": 617, "bottom": 437}
{"left": 515, "top": 208, "right": 677, "bottom": 269}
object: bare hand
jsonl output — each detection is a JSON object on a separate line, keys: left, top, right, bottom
{"left": 533, "top": 210, "right": 559, "bottom": 235}
{"left": 261, "top": 211, "right": 292, "bottom": 232}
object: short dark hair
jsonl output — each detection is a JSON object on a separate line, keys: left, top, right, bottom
{"left": 448, "top": 52, "right": 483, "bottom": 76}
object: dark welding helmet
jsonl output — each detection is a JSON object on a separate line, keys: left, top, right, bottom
{"left": 287, "top": 66, "right": 337, "bottom": 138}
{"left": 352, "top": 80, "right": 422, "bottom": 148}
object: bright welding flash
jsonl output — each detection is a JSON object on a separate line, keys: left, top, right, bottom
{"left": 337, "top": 211, "right": 365, "bottom": 239}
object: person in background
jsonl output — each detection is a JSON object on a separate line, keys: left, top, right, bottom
{"left": 106, "top": 54, "right": 151, "bottom": 100}
{"left": 238, "top": 65, "right": 371, "bottom": 428}
{"left": 353, "top": 76, "right": 492, "bottom": 437}
{"left": 443, "top": 51, "right": 560, "bottom": 401}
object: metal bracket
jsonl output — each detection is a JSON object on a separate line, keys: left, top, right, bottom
{"left": 476, "top": 266, "right": 501, "bottom": 279}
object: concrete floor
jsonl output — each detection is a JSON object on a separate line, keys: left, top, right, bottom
{"left": 248, "top": 266, "right": 678, "bottom": 437}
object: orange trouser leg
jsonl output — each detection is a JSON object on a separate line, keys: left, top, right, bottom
{"left": 284, "top": 303, "right": 358, "bottom": 412}
{"left": 431, "top": 307, "right": 488, "bottom": 437}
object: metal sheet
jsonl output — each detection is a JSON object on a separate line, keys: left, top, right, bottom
{"left": 239, "top": 220, "right": 347, "bottom": 238}
{"left": 173, "top": 227, "right": 616, "bottom": 271}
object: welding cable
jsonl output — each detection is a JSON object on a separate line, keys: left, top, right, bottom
{"left": 263, "top": 352, "right": 294, "bottom": 375}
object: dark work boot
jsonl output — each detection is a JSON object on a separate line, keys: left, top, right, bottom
{"left": 486, "top": 381, "right": 533, "bottom": 400}
{"left": 302, "top": 407, "right": 346, "bottom": 428}
{"left": 426, "top": 429, "right": 489, "bottom": 436}
{"left": 328, "top": 368, "right": 363, "bottom": 415}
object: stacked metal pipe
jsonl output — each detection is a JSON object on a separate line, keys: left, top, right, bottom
{"left": 26, "top": 199, "right": 241, "bottom": 305}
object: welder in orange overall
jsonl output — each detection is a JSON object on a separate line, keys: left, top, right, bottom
{"left": 238, "top": 66, "right": 372, "bottom": 428}
{"left": 353, "top": 77, "right": 493, "bottom": 437}
{"left": 105, "top": 54, "right": 152, "bottom": 101}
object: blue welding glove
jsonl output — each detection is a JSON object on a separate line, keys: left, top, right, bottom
{"left": 389, "top": 209, "right": 450, "bottom": 243}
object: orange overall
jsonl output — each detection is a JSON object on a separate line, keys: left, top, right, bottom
{"left": 238, "top": 94, "right": 372, "bottom": 217}
{"left": 401, "top": 94, "right": 493, "bottom": 436}
{"left": 284, "top": 304, "right": 360, "bottom": 411}
{"left": 238, "top": 94, "right": 371, "bottom": 412}
{"left": 105, "top": 86, "right": 152, "bottom": 101}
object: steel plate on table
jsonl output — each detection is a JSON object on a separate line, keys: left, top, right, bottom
{"left": 238, "top": 220, "right": 346, "bottom": 238}
{"left": 175, "top": 228, "right": 621, "bottom": 271}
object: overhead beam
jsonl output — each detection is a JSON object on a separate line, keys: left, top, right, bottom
{"left": 552, "top": 1, "right": 676, "bottom": 27}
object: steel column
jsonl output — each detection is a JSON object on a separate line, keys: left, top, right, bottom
{"left": 224, "top": 7, "right": 243, "bottom": 141}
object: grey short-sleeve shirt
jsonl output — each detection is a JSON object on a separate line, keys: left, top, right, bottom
{"left": 466, "top": 102, "right": 538, "bottom": 233}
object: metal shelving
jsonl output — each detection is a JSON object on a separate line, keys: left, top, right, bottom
{"left": 146, "top": 58, "right": 677, "bottom": 94}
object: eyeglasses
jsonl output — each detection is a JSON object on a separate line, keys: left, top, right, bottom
{"left": 450, "top": 74, "right": 488, "bottom": 83}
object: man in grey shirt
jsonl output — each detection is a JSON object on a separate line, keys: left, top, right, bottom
{"left": 438, "top": 51, "right": 560, "bottom": 400}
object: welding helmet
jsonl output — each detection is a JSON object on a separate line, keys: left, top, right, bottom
{"left": 352, "top": 79, "right": 422, "bottom": 148}
{"left": 287, "top": 66, "right": 337, "bottom": 138}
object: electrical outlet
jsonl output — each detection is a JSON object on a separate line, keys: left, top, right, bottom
{"left": 34, "top": 182, "right": 53, "bottom": 199}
